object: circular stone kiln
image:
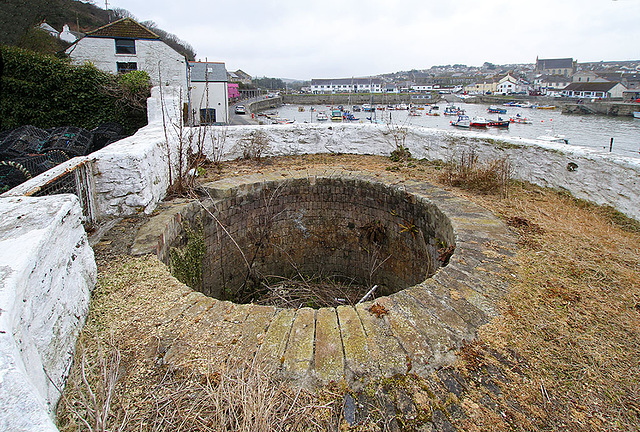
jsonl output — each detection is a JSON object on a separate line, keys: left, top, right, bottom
{"left": 133, "top": 171, "right": 515, "bottom": 384}
{"left": 192, "top": 176, "right": 455, "bottom": 306}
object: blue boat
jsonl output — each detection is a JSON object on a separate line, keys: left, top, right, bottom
{"left": 488, "top": 105, "right": 507, "bottom": 114}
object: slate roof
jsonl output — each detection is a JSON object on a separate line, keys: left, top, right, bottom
{"left": 86, "top": 18, "right": 160, "bottom": 39}
{"left": 189, "top": 62, "right": 228, "bottom": 82}
{"left": 563, "top": 82, "right": 619, "bottom": 91}
{"left": 537, "top": 58, "right": 574, "bottom": 70}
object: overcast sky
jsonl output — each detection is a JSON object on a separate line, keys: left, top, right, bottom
{"left": 106, "top": 0, "right": 640, "bottom": 80}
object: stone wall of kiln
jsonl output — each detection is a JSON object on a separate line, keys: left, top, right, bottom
{"left": 0, "top": 195, "right": 96, "bottom": 431}
{"left": 211, "top": 124, "right": 640, "bottom": 221}
{"left": 199, "top": 177, "right": 452, "bottom": 300}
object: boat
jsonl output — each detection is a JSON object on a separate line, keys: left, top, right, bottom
{"left": 488, "top": 105, "right": 507, "bottom": 114}
{"left": 470, "top": 117, "right": 489, "bottom": 127}
{"left": 634, "top": 112, "right": 640, "bottom": 119}
{"left": 509, "top": 114, "right": 531, "bottom": 124}
{"left": 298, "top": 106, "right": 305, "bottom": 112}
{"left": 352, "top": 105, "right": 361, "bottom": 112}
{"left": 451, "top": 114, "right": 470, "bottom": 128}
{"left": 272, "top": 117, "right": 295, "bottom": 124}
{"left": 342, "top": 112, "right": 359, "bottom": 121}
{"left": 331, "top": 109, "right": 343, "bottom": 121}
{"left": 362, "top": 104, "right": 373, "bottom": 112}
{"left": 488, "top": 118, "right": 510, "bottom": 128}
{"left": 537, "top": 134, "right": 569, "bottom": 144}
{"left": 443, "top": 106, "right": 464, "bottom": 116}
{"left": 316, "top": 112, "right": 329, "bottom": 121}
{"left": 425, "top": 110, "right": 440, "bottom": 116}
{"left": 536, "top": 105, "right": 556, "bottom": 110}
{"left": 408, "top": 108, "right": 421, "bottom": 116}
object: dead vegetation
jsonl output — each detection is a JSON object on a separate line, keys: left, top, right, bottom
{"left": 58, "top": 154, "right": 640, "bottom": 431}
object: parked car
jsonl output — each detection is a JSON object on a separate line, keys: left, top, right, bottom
{"left": 235, "top": 105, "right": 246, "bottom": 114}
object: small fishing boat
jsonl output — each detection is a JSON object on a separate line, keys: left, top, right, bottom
{"left": 352, "top": 105, "right": 361, "bottom": 112}
{"left": 470, "top": 117, "right": 489, "bottom": 127}
{"left": 408, "top": 108, "right": 421, "bottom": 116}
{"left": 537, "top": 134, "right": 569, "bottom": 144}
{"left": 331, "top": 109, "right": 343, "bottom": 121}
{"left": 509, "top": 115, "right": 531, "bottom": 124}
{"left": 536, "top": 105, "right": 556, "bottom": 110}
{"left": 362, "top": 104, "right": 373, "bottom": 112}
{"left": 443, "top": 106, "right": 464, "bottom": 116}
{"left": 633, "top": 112, "right": 640, "bottom": 119}
{"left": 488, "top": 118, "right": 510, "bottom": 128}
{"left": 298, "top": 106, "right": 305, "bottom": 112}
{"left": 342, "top": 112, "right": 359, "bottom": 121}
{"left": 316, "top": 112, "right": 329, "bottom": 121}
{"left": 488, "top": 105, "right": 507, "bottom": 114}
{"left": 451, "top": 114, "right": 470, "bottom": 128}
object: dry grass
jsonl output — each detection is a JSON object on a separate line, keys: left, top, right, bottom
{"left": 58, "top": 154, "right": 640, "bottom": 431}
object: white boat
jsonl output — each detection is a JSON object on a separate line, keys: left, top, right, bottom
{"left": 316, "top": 112, "right": 329, "bottom": 121}
{"left": 451, "top": 114, "right": 470, "bottom": 128}
{"left": 634, "top": 112, "right": 640, "bottom": 119}
{"left": 537, "top": 135, "right": 569, "bottom": 144}
{"left": 470, "top": 117, "right": 489, "bottom": 127}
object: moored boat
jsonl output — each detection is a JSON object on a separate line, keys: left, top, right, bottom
{"left": 316, "top": 112, "right": 329, "bottom": 121}
{"left": 633, "top": 112, "right": 640, "bottom": 119}
{"left": 488, "top": 119, "right": 510, "bottom": 128}
{"left": 488, "top": 105, "right": 507, "bottom": 114}
{"left": 537, "top": 134, "right": 569, "bottom": 144}
{"left": 443, "top": 106, "right": 464, "bottom": 116}
{"left": 451, "top": 114, "right": 470, "bottom": 128}
{"left": 470, "top": 117, "right": 489, "bottom": 127}
{"left": 331, "top": 109, "right": 343, "bottom": 121}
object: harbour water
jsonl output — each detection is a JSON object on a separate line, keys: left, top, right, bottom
{"left": 264, "top": 102, "right": 640, "bottom": 159}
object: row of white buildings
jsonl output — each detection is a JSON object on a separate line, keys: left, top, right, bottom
{"left": 62, "top": 18, "right": 230, "bottom": 125}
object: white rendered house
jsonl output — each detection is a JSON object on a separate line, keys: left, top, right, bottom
{"left": 65, "top": 18, "right": 188, "bottom": 92}
{"left": 188, "top": 62, "right": 229, "bottom": 125}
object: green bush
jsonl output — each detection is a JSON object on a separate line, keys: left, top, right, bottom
{"left": 0, "top": 45, "right": 150, "bottom": 133}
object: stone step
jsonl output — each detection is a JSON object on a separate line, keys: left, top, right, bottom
{"left": 433, "top": 270, "right": 499, "bottom": 318}
{"left": 355, "top": 302, "right": 409, "bottom": 378}
{"left": 229, "top": 304, "right": 278, "bottom": 361}
{"left": 410, "top": 279, "right": 490, "bottom": 330}
{"left": 256, "top": 308, "right": 296, "bottom": 370}
{"left": 281, "top": 307, "right": 316, "bottom": 383}
{"left": 313, "top": 307, "right": 344, "bottom": 384}
{"left": 160, "top": 294, "right": 216, "bottom": 348}
{"left": 384, "top": 293, "right": 461, "bottom": 373}
{"left": 161, "top": 299, "right": 235, "bottom": 365}
{"left": 403, "top": 284, "right": 476, "bottom": 341}
{"left": 337, "top": 305, "right": 379, "bottom": 381}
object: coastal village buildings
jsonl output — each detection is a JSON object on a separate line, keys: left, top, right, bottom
{"left": 188, "top": 61, "right": 229, "bottom": 125}
{"left": 65, "top": 18, "right": 188, "bottom": 91}
{"left": 310, "top": 78, "right": 383, "bottom": 94}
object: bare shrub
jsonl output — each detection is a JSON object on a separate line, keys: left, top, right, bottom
{"left": 238, "top": 130, "right": 271, "bottom": 161}
{"left": 440, "top": 149, "right": 512, "bottom": 197}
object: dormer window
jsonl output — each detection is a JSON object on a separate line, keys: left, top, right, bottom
{"left": 115, "top": 39, "right": 136, "bottom": 54}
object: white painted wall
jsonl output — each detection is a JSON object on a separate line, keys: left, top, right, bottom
{"left": 66, "top": 37, "right": 188, "bottom": 91}
{"left": 190, "top": 81, "right": 229, "bottom": 124}
{"left": 0, "top": 195, "right": 96, "bottom": 431}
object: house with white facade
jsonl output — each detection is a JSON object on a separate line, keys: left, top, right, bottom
{"left": 533, "top": 75, "right": 572, "bottom": 94}
{"left": 496, "top": 74, "right": 529, "bottom": 95}
{"left": 310, "top": 78, "right": 383, "bottom": 94}
{"left": 65, "top": 18, "right": 188, "bottom": 92}
{"left": 188, "top": 62, "right": 229, "bottom": 125}
{"left": 561, "top": 82, "right": 627, "bottom": 99}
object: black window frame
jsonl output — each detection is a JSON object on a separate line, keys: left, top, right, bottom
{"left": 115, "top": 38, "right": 136, "bottom": 55}
{"left": 117, "top": 62, "right": 138, "bottom": 74}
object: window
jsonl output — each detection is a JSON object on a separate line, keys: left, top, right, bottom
{"left": 117, "top": 62, "right": 137, "bottom": 74}
{"left": 115, "top": 39, "right": 136, "bottom": 54}
{"left": 200, "top": 108, "right": 216, "bottom": 125}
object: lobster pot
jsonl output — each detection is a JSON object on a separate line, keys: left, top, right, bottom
{"left": 43, "top": 127, "right": 94, "bottom": 157}
{"left": 0, "top": 125, "right": 49, "bottom": 159}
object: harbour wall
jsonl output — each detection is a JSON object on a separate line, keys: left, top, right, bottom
{"left": 281, "top": 93, "right": 440, "bottom": 106}
{"left": 1, "top": 86, "right": 639, "bottom": 430}
{"left": 469, "top": 95, "right": 640, "bottom": 117}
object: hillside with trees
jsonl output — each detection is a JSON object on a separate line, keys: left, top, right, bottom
{"left": 0, "top": 0, "right": 195, "bottom": 60}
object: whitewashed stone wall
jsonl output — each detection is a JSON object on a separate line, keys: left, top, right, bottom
{"left": 66, "top": 37, "right": 187, "bottom": 91}
{"left": 0, "top": 195, "right": 96, "bottom": 431}
{"left": 204, "top": 123, "right": 640, "bottom": 221}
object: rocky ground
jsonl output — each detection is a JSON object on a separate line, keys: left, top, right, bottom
{"left": 59, "top": 154, "right": 640, "bottom": 431}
